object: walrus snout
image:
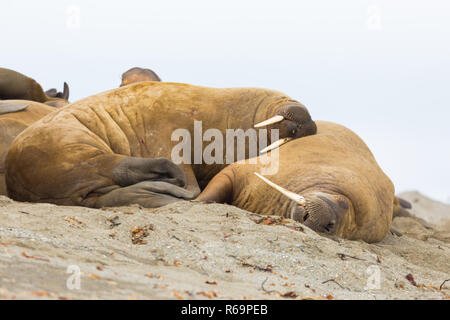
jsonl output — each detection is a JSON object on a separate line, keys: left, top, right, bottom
{"left": 276, "top": 104, "right": 316, "bottom": 138}
{"left": 288, "top": 192, "right": 349, "bottom": 234}
{"left": 255, "top": 103, "right": 317, "bottom": 154}
{"left": 257, "top": 104, "right": 315, "bottom": 137}
{"left": 253, "top": 173, "right": 347, "bottom": 234}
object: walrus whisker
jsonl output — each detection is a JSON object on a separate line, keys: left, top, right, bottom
{"left": 254, "top": 115, "right": 284, "bottom": 128}
{"left": 260, "top": 138, "right": 292, "bottom": 154}
{"left": 254, "top": 172, "right": 305, "bottom": 206}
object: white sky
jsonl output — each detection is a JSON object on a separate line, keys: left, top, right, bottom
{"left": 1, "top": 0, "right": 449, "bottom": 202}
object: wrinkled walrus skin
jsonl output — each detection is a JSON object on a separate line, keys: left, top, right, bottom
{"left": 0, "top": 101, "right": 55, "bottom": 195}
{"left": 6, "top": 82, "right": 316, "bottom": 208}
{"left": 197, "top": 121, "right": 395, "bottom": 243}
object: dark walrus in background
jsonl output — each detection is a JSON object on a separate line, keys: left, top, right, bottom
{"left": 0, "top": 68, "right": 69, "bottom": 112}
{"left": 6, "top": 82, "right": 316, "bottom": 208}
{"left": 197, "top": 121, "right": 397, "bottom": 243}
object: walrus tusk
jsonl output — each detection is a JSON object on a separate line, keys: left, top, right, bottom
{"left": 260, "top": 137, "right": 292, "bottom": 154}
{"left": 254, "top": 172, "right": 306, "bottom": 206}
{"left": 254, "top": 115, "right": 284, "bottom": 128}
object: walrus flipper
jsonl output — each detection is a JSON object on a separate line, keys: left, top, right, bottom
{"left": 81, "top": 157, "right": 194, "bottom": 208}
{"left": 390, "top": 227, "right": 403, "bottom": 237}
{"left": 112, "top": 157, "right": 187, "bottom": 188}
{"left": 45, "top": 82, "right": 69, "bottom": 101}
{"left": 398, "top": 197, "right": 412, "bottom": 209}
{"left": 0, "top": 102, "right": 29, "bottom": 115}
{"left": 393, "top": 196, "right": 413, "bottom": 219}
{"left": 94, "top": 181, "right": 196, "bottom": 208}
{"left": 195, "top": 167, "right": 234, "bottom": 204}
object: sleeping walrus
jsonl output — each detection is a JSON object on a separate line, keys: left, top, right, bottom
{"left": 197, "top": 121, "right": 396, "bottom": 243}
{"left": 6, "top": 82, "right": 316, "bottom": 208}
{"left": 0, "top": 101, "right": 55, "bottom": 195}
{"left": 0, "top": 68, "right": 69, "bottom": 110}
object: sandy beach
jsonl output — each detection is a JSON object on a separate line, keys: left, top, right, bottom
{"left": 0, "top": 192, "right": 448, "bottom": 300}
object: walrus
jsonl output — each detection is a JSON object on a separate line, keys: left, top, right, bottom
{"left": 0, "top": 68, "right": 69, "bottom": 111}
{"left": 6, "top": 81, "right": 316, "bottom": 208}
{"left": 0, "top": 100, "right": 55, "bottom": 195}
{"left": 196, "top": 121, "right": 396, "bottom": 243}
{"left": 120, "top": 67, "right": 161, "bottom": 87}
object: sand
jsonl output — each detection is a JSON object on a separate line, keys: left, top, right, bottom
{"left": 0, "top": 192, "right": 449, "bottom": 300}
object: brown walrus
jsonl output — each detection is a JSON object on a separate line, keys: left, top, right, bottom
{"left": 120, "top": 67, "right": 161, "bottom": 87}
{"left": 0, "top": 68, "right": 69, "bottom": 110}
{"left": 0, "top": 101, "right": 55, "bottom": 195}
{"left": 196, "top": 121, "right": 396, "bottom": 243}
{"left": 6, "top": 82, "right": 316, "bottom": 208}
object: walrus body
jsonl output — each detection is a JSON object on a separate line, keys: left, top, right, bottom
{"left": 6, "top": 82, "right": 316, "bottom": 208}
{"left": 0, "top": 68, "right": 69, "bottom": 109}
{"left": 0, "top": 101, "right": 55, "bottom": 195}
{"left": 197, "top": 121, "right": 395, "bottom": 243}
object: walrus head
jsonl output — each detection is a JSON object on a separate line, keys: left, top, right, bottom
{"left": 120, "top": 67, "right": 161, "bottom": 87}
{"left": 254, "top": 173, "right": 350, "bottom": 236}
{"left": 255, "top": 103, "right": 317, "bottom": 153}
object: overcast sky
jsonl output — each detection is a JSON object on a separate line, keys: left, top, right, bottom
{"left": 1, "top": 0, "right": 449, "bottom": 202}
